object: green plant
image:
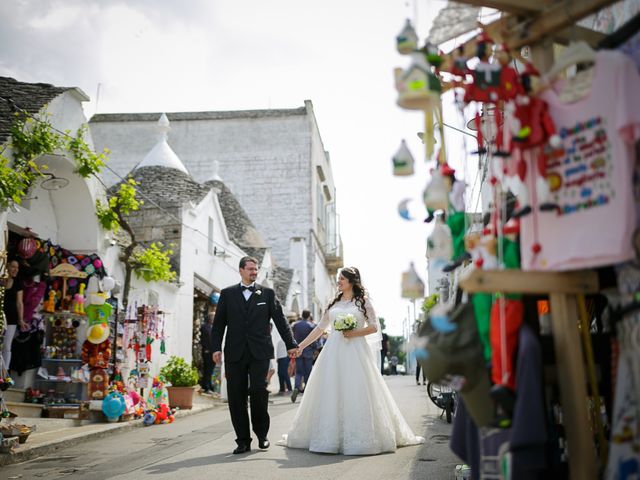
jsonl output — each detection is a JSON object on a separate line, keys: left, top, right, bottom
{"left": 421, "top": 293, "right": 440, "bottom": 315}
{"left": 160, "top": 356, "right": 199, "bottom": 387}
{"left": 95, "top": 179, "right": 142, "bottom": 232}
{"left": 0, "top": 112, "right": 107, "bottom": 209}
{"left": 67, "top": 124, "right": 108, "bottom": 178}
{"left": 132, "top": 242, "right": 176, "bottom": 282}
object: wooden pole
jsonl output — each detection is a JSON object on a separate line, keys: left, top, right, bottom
{"left": 548, "top": 293, "right": 597, "bottom": 479}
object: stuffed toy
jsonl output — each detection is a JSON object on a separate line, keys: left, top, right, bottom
{"left": 71, "top": 283, "right": 86, "bottom": 315}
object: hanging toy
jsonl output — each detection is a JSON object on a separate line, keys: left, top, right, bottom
{"left": 401, "top": 262, "right": 425, "bottom": 300}
{"left": 426, "top": 213, "right": 453, "bottom": 270}
{"left": 392, "top": 139, "right": 415, "bottom": 176}
{"left": 422, "top": 168, "right": 451, "bottom": 222}
{"left": 396, "top": 18, "right": 419, "bottom": 55}
{"left": 509, "top": 62, "right": 562, "bottom": 219}
{"left": 395, "top": 51, "right": 443, "bottom": 160}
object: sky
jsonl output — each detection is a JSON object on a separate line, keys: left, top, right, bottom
{"left": 0, "top": 0, "right": 482, "bottom": 336}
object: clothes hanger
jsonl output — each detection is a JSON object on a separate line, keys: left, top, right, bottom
{"left": 543, "top": 40, "right": 597, "bottom": 83}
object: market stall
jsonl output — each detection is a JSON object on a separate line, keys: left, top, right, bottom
{"left": 398, "top": 1, "right": 640, "bottom": 478}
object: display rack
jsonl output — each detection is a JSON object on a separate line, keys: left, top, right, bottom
{"left": 460, "top": 268, "right": 600, "bottom": 479}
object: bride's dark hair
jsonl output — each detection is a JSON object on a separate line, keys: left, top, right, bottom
{"left": 325, "top": 267, "right": 368, "bottom": 320}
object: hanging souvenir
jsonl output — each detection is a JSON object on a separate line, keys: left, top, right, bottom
{"left": 426, "top": 214, "right": 453, "bottom": 265}
{"left": 401, "top": 262, "right": 425, "bottom": 299}
{"left": 396, "top": 18, "right": 418, "bottom": 55}
{"left": 392, "top": 139, "right": 415, "bottom": 176}
{"left": 397, "top": 198, "right": 418, "bottom": 221}
{"left": 422, "top": 169, "right": 450, "bottom": 221}
{"left": 395, "top": 51, "right": 443, "bottom": 159}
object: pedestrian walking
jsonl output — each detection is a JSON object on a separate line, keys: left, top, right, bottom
{"left": 290, "top": 310, "right": 315, "bottom": 403}
{"left": 211, "top": 256, "right": 297, "bottom": 454}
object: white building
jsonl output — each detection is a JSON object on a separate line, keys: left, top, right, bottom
{"left": 89, "top": 100, "right": 343, "bottom": 318}
{"left": 108, "top": 114, "right": 290, "bottom": 367}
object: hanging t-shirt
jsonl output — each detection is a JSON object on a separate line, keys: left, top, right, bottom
{"left": 521, "top": 50, "right": 640, "bottom": 271}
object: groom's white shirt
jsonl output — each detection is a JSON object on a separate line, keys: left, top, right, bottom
{"left": 240, "top": 282, "right": 256, "bottom": 301}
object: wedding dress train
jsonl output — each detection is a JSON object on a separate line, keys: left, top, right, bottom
{"left": 280, "top": 298, "right": 425, "bottom": 455}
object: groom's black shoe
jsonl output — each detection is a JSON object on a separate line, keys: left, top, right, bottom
{"left": 258, "top": 438, "right": 270, "bottom": 449}
{"left": 232, "top": 444, "right": 251, "bottom": 454}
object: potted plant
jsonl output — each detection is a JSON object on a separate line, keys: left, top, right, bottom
{"left": 160, "top": 356, "right": 199, "bottom": 409}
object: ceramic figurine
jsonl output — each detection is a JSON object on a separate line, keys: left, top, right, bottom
{"left": 392, "top": 139, "right": 415, "bottom": 176}
{"left": 396, "top": 18, "right": 418, "bottom": 54}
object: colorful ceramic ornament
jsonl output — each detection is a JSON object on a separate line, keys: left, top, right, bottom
{"left": 423, "top": 170, "right": 450, "bottom": 221}
{"left": 395, "top": 52, "right": 443, "bottom": 159}
{"left": 397, "top": 198, "right": 416, "bottom": 221}
{"left": 392, "top": 139, "right": 415, "bottom": 176}
{"left": 426, "top": 214, "right": 453, "bottom": 263}
{"left": 396, "top": 19, "right": 418, "bottom": 54}
{"left": 401, "top": 262, "right": 425, "bottom": 299}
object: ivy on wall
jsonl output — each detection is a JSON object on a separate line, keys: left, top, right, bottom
{"left": 0, "top": 110, "right": 177, "bottom": 308}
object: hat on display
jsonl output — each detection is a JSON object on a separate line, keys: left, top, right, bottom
{"left": 102, "top": 392, "right": 126, "bottom": 420}
{"left": 86, "top": 323, "right": 110, "bottom": 344}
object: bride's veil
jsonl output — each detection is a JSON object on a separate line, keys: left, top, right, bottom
{"left": 365, "top": 295, "right": 383, "bottom": 372}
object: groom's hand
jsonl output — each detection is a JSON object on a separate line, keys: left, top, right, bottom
{"left": 212, "top": 351, "right": 222, "bottom": 364}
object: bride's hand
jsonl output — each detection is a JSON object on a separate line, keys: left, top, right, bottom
{"left": 342, "top": 330, "right": 355, "bottom": 338}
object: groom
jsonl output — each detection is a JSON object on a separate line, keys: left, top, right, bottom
{"left": 211, "top": 256, "right": 298, "bottom": 454}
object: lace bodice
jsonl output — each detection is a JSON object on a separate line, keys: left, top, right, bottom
{"left": 317, "top": 298, "right": 379, "bottom": 332}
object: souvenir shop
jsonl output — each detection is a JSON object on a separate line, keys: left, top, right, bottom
{"left": 0, "top": 226, "right": 115, "bottom": 420}
{"left": 393, "top": 1, "right": 640, "bottom": 479}
{"left": 0, "top": 221, "right": 174, "bottom": 441}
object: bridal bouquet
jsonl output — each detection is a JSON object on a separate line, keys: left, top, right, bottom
{"left": 334, "top": 313, "right": 357, "bottom": 331}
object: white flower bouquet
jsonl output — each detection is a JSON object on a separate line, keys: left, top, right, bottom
{"left": 334, "top": 313, "right": 357, "bottom": 331}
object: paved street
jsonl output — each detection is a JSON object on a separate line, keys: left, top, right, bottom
{"left": 3, "top": 376, "right": 460, "bottom": 480}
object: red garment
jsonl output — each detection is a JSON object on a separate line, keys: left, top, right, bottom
{"left": 490, "top": 298, "right": 524, "bottom": 391}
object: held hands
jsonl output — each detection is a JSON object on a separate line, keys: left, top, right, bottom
{"left": 288, "top": 348, "right": 301, "bottom": 358}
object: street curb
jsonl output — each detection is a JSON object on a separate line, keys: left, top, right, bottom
{"left": 0, "top": 399, "right": 223, "bottom": 467}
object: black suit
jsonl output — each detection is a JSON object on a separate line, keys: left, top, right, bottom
{"left": 200, "top": 322, "right": 214, "bottom": 391}
{"left": 211, "top": 283, "right": 296, "bottom": 447}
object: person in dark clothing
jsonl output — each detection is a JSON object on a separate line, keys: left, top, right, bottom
{"left": 200, "top": 309, "right": 216, "bottom": 393}
{"left": 290, "top": 310, "right": 315, "bottom": 403}
{"left": 2, "top": 259, "right": 26, "bottom": 367}
{"left": 211, "top": 256, "right": 297, "bottom": 454}
{"left": 415, "top": 362, "right": 426, "bottom": 385}
{"left": 381, "top": 332, "right": 389, "bottom": 375}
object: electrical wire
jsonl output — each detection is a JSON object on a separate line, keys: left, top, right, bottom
{"left": 0, "top": 95, "right": 245, "bottom": 273}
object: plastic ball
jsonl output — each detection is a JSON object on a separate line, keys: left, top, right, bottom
{"left": 143, "top": 412, "right": 157, "bottom": 426}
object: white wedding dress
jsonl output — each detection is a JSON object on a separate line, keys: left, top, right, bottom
{"left": 280, "top": 298, "right": 425, "bottom": 455}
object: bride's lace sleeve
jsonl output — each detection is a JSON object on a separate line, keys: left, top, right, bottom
{"left": 317, "top": 308, "right": 332, "bottom": 331}
{"left": 364, "top": 298, "right": 380, "bottom": 331}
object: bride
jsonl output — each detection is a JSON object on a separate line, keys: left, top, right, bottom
{"left": 279, "top": 267, "right": 425, "bottom": 455}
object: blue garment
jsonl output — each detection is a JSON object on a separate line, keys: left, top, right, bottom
{"left": 292, "top": 319, "right": 316, "bottom": 390}
{"left": 292, "top": 320, "right": 316, "bottom": 358}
